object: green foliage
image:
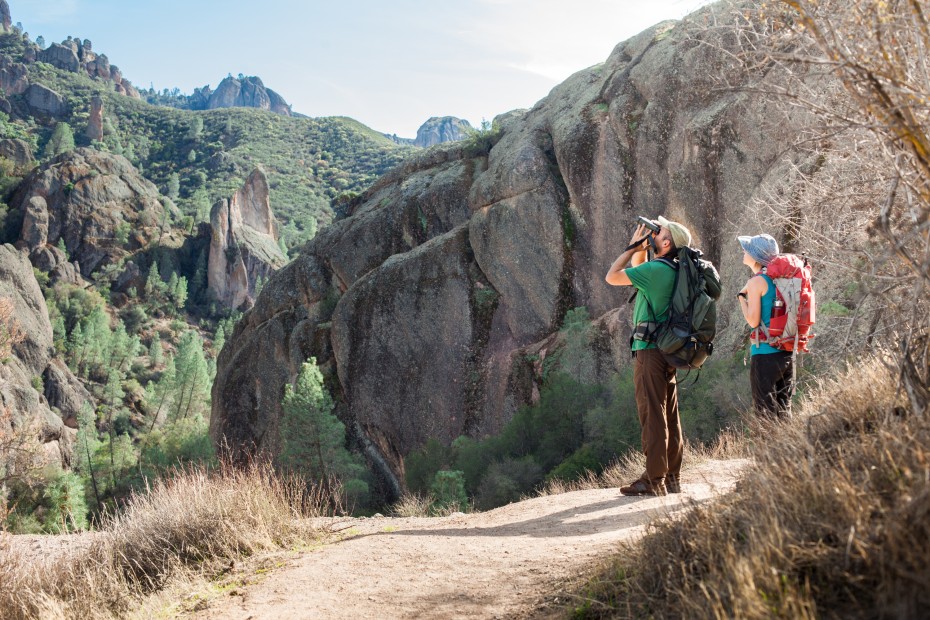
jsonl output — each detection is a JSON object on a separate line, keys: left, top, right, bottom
{"left": 279, "top": 358, "right": 367, "bottom": 499}
{"left": 462, "top": 118, "right": 503, "bottom": 158}
{"left": 429, "top": 470, "right": 467, "bottom": 511}
{"left": 171, "top": 331, "right": 211, "bottom": 420}
{"left": 42, "top": 121, "right": 75, "bottom": 159}
{"left": 475, "top": 458, "right": 543, "bottom": 510}
{"left": 140, "top": 415, "right": 215, "bottom": 475}
{"left": 405, "top": 438, "right": 449, "bottom": 494}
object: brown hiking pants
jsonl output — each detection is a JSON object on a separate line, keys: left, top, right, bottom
{"left": 633, "top": 348, "right": 683, "bottom": 484}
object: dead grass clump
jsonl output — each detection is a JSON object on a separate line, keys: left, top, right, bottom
{"left": 571, "top": 356, "right": 930, "bottom": 619}
{"left": 0, "top": 461, "right": 326, "bottom": 619}
{"left": 537, "top": 428, "right": 751, "bottom": 497}
{"left": 389, "top": 493, "right": 436, "bottom": 517}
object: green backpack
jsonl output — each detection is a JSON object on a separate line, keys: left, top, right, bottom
{"left": 635, "top": 247, "right": 722, "bottom": 369}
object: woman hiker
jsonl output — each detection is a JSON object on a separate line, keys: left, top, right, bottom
{"left": 736, "top": 233, "right": 794, "bottom": 419}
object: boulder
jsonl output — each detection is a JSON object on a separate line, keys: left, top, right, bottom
{"left": 207, "top": 167, "right": 287, "bottom": 309}
{"left": 0, "top": 138, "right": 35, "bottom": 173}
{"left": 37, "top": 43, "right": 80, "bottom": 73}
{"left": 11, "top": 148, "right": 165, "bottom": 278}
{"left": 24, "top": 83, "right": 67, "bottom": 117}
{"left": 0, "top": 55, "right": 28, "bottom": 96}
{"left": 19, "top": 195, "right": 48, "bottom": 249}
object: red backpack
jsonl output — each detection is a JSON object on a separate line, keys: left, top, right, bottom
{"left": 750, "top": 254, "right": 815, "bottom": 353}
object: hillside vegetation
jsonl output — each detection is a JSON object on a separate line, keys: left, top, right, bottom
{"left": 0, "top": 32, "right": 415, "bottom": 249}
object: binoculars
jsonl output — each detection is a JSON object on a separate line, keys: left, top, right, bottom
{"left": 635, "top": 216, "right": 660, "bottom": 233}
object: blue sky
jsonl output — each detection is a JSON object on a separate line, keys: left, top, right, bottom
{"left": 13, "top": 0, "right": 714, "bottom": 138}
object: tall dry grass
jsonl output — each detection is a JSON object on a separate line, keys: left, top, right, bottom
{"left": 537, "top": 429, "right": 752, "bottom": 497}
{"left": 0, "top": 461, "right": 329, "bottom": 619}
{"left": 570, "top": 355, "right": 930, "bottom": 618}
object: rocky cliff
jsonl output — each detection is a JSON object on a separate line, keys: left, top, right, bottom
{"left": 0, "top": 244, "right": 91, "bottom": 468}
{"left": 10, "top": 148, "right": 165, "bottom": 283}
{"left": 413, "top": 116, "right": 473, "bottom": 147}
{"left": 211, "top": 9, "right": 815, "bottom": 496}
{"left": 208, "top": 168, "right": 287, "bottom": 310}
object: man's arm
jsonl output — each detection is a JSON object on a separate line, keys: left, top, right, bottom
{"left": 605, "top": 225, "right": 649, "bottom": 287}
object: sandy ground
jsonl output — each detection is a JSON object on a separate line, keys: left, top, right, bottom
{"left": 198, "top": 458, "right": 749, "bottom": 620}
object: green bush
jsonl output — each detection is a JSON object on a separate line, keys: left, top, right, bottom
{"left": 429, "top": 470, "right": 467, "bottom": 512}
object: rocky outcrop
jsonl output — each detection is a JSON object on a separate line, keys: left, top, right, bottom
{"left": 0, "top": 138, "right": 34, "bottom": 174}
{"left": 0, "top": 0, "right": 10, "bottom": 33}
{"left": 24, "top": 83, "right": 67, "bottom": 117}
{"left": 208, "top": 168, "right": 287, "bottom": 309}
{"left": 86, "top": 95, "right": 104, "bottom": 141}
{"left": 11, "top": 148, "right": 165, "bottom": 278}
{"left": 0, "top": 55, "right": 28, "bottom": 96}
{"left": 0, "top": 244, "right": 80, "bottom": 467}
{"left": 211, "top": 10, "right": 815, "bottom": 496}
{"left": 33, "top": 38, "right": 140, "bottom": 100}
{"left": 414, "top": 117, "right": 473, "bottom": 147}
{"left": 195, "top": 76, "right": 292, "bottom": 116}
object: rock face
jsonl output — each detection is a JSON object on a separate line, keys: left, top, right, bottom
{"left": 208, "top": 168, "right": 287, "bottom": 309}
{"left": 11, "top": 148, "right": 165, "bottom": 278}
{"left": 198, "top": 76, "right": 292, "bottom": 116}
{"left": 0, "top": 55, "right": 28, "bottom": 96}
{"left": 24, "top": 83, "right": 67, "bottom": 116}
{"left": 414, "top": 117, "right": 473, "bottom": 147}
{"left": 211, "top": 13, "right": 813, "bottom": 496}
{"left": 0, "top": 0, "right": 10, "bottom": 33}
{"left": 86, "top": 95, "right": 104, "bottom": 142}
{"left": 0, "top": 138, "right": 34, "bottom": 173}
{"left": 0, "top": 244, "right": 82, "bottom": 467}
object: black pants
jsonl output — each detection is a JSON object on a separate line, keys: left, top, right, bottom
{"left": 750, "top": 351, "right": 794, "bottom": 419}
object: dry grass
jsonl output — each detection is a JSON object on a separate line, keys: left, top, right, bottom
{"left": 569, "top": 355, "right": 930, "bottom": 619}
{"left": 537, "top": 429, "right": 752, "bottom": 497}
{"left": 0, "top": 461, "right": 328, "bottom": 619}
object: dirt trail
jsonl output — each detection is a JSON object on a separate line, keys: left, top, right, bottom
{"left": 200, "top": 458, "right": 749, "bottom": 620}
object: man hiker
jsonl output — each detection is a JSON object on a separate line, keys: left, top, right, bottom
{"left": 605, "top": 216, "right": 693, "bottom": 496}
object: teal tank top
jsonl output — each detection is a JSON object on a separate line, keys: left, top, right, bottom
{"left": 752, "top": 274, "right": 781, "bottom": 356}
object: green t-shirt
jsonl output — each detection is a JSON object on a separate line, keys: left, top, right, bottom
{"left": 626, "top": 259, "right": 677, "bottom": 351}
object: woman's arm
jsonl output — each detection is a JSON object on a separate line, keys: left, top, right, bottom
{"left": 737, "top": 276, "right": 767, "bottom": 328}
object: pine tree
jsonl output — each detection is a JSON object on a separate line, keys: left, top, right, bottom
{"left": 213, "top": 325, "right": 225, "bottom": 357}
{"left": 172, "top": 332, "right": 210, "bottom": 420}
{"left": 144, "top": 261, "right": 161, "bottom": 298}
{"left": 279, "top": 358, "right": 365, "bottom": 491}
{"left": 74, "top": 403, "right": 102, "bottom": 512}
{"left": 43, "top": 122, "right": 75, "bottom": 159}
{"left": 149, "top": 334, "right": 163, "bottom": 367}
{"left": 166, "top": 173, "right": 180, "bottom": 200}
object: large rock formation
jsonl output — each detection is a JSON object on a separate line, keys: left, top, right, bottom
{"left": 0, "top": 55, "right": 28, "bottom": 96}
{"left": 11, "top": 148, "right": 165, "bottom": 278}
{"left": 211, "top": 9, "right": 816, "bottom": 496}
{"left": 414, "top": 117, "right": 473, "bottom": 147}
{"left": 195, "top": 76, "right": 292, "bottom": 116}
{"left": 0, "top": 0, "right": 10, "bottom": 33}
{"left": 208, "top": 168, "right": 287, "bottom": 309}
{"left": 24, "top": 83, "right": 67, "bottom": 117}
{"left": 34, "top": 38, "right": 140, "bottom": 99}
{"left": 0, "top": 244, "right": 84, "bottom": 467}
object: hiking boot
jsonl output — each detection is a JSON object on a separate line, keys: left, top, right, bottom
{"left": 620, "top": 478, "right": 668, "bottom": 497}
{"left": 665, "top": 474, "right": 681, "bottom": 494}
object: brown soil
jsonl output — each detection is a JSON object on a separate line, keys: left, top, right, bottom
{"left": 198, "top": 458, "right": 749, "bottom": 620}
